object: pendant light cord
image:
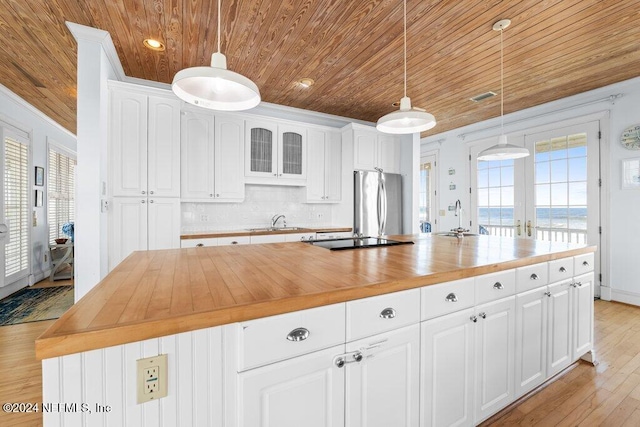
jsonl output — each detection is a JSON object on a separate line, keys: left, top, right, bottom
{"left": 500, "top": 25, "right": 504, "bottom": 135}
{"left": 403, "top": 0, "right": 407, "bottom": 98}
{"left": 217, "top": 0, "right": 221, "bottom": 53}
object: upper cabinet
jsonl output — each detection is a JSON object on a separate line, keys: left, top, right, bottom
{"left": 307, "top": 129, "right": 342, "bottom": 202}
{"left": 181, "top": 111, "right": 245, "bottom": 201}
{"left": 245, "top": 119, "right": 307, "bottom": 184}
{"left": 352, "top": 127, "right": 400, "bottom": 174}
{"left": 109, "top": 89, "right": 180, "bottom": 197}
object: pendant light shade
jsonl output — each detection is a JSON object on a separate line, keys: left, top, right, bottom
{"left": 478, "top": 19, "right": 529, "bottom": 161}
{"left": 376, "top": 0, "right": 436, "bottom": 134}
{"left": 171, "top": 0, "right": 260, "bottom": 111}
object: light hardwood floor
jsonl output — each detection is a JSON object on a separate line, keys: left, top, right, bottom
{"left": 1, "top": 295, "right": 639, "bottom": 426}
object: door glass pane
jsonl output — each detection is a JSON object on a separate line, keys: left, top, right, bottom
{"left": 250, "top": 128, "right": 272, "bottom": 173}
{"left": 533, "top": 133, "right": 587, "bottom": 243}
{"left": 477, "top": 159, "right": 514, "bottom": 236}
{"left": 419, "top": 161, "right": 432, "bottom": 233}
{"left": 282, "top": 132, "right": 302, "bottom": 175}
{"left": 4, "top": 137, "right": 29, "bottom": 280}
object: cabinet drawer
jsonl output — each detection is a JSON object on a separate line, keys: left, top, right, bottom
{"left": 574, "top": 253, "right": 595, "bottom": 275}
{"left": 237, "top": 303, "right": 345, "bottom": 371}
{"left": 549, "top": 258, "right": 574, "bottom": 283}
{"left": 421, "top": 278, "right": 475, "bottom": 321}
{"left": 516, "top": 263, "right": 549, "bottom": 293}
{"left": 180, "top": 238, "right": 218, "bottom": 248}
{"left": 218, "top": 236, "right": 250, "bottom": 246}
{"left": 475, "top": 270, "right": 516, "bottom": 305}
{"left": 346, "top": 289, "right": 420, "bottom": 341}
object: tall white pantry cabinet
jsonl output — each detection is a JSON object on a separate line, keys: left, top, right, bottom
{"left": 108, "top": 83, "right": 181, "bottom": 270}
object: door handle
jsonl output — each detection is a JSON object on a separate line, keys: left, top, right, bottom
{"left": 527, "top": 220, "right": 532, "bottom": 237}
{"left": 516, "top": 220, "right": 522, "bottom": 236}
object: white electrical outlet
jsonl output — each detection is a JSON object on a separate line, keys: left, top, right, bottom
{"left": 137, "top": 354, "right": 167, "bottom": 404}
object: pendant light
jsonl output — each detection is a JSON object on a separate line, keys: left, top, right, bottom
{"left": 376, "top": 0, "right": 436, "bottom": 134}
{"left": 478, "top": 19, "right": 529, "bottom": 161}
{"left": 171, "top": 0, "right": 260, "bottom": 111}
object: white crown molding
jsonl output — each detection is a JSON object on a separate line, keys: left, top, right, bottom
{"left": 66, "top": 21, "right": 126, "bottom": 82}
{"left": 0, "top": 83, "right": 76, "bottom": 140}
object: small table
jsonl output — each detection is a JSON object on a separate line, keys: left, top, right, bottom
{"left": 49, "top": 243, "right": 74, "bottom": 281}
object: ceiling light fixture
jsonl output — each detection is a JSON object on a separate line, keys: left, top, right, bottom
{"left": 478, "top": 19, "right": 529, "bottom": 161}
{"left": 298, "top": 78, "right": 315, "bottom": 88}
{"left": 171, "top": 0, "right": 260, "bottom": 111}
{"left": 376, "top": 0, "right": 436, "bottom": 135}
{"left": 143, "top": 39, "right": 165, "bottom": 51}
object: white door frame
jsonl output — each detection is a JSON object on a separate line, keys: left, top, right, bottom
{"left": 420, "top": 148, "right": 439, "bottom": 232}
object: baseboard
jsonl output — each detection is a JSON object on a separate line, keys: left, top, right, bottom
{"left": 610, "top": 289, "right": 640, "bottom": 307}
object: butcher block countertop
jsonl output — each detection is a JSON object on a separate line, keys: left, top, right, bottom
{"left": 36, "top": 234, "right": 595, "bottom": 360}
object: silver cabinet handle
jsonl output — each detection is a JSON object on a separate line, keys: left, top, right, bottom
{"left": 493, "top": 282, "right": 504, "bottom": 290}
{"left": 583, "top": 261, "right": 590, "bottom": 266}
{"left": 335, "top": 357, "right": 345, "bottom": 368}
{"left": 445, "top": 293, "right": 458, "bottom": 303}
{"left": 149, "top": 191, "right": 154, "bottom": 195}
{"left": 380, "top": 307, "right": 396, "bottom": 319}
{"left": 353, "top": 352, "right": 363, "bottom": 362}
{"left": 286, "top": 327, "right": 309, "bottom": 342}
{"left": 273, "top": 173, "right": 277, "bottom": 176}
{"left": 141, "top": 200, "right": 146, "bottom": 204}
{"left": 216, "top": 194, "right": 220, "bottom": 197}
{"left": 149, "top": 200, "right": 154, "bottom": 203}
{"left": 141, "top": 190, "right": 146, "bottom": 195}
{"left": 196, "top": 243, "right": 204, "bottom": 247}
{"left": 231, "top": 241, "right": 238, "bottom": 245}
{"left": 571, "top": 282, "right": 578, "bottom": 288}
{"left": 544, "top": 291, "right": 551, "bottom": 297}
{"left": 530, "top": 273, "right": 539, "bottom": 280}
{"left": 559, "top": 267, "right": 566, "bottom": 273}
{"left": 479, "top": 312, "right": 487, "bottom": 319}
{"left": 576, "top": 282, "right": 583, "bottom": 287}
{"left": 209, "top": 193, "right": 213, "bottom": 197}
{"left": 470, "top": 315, "right": 478, "bottom": 323}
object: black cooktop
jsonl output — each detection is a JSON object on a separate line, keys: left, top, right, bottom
{"left": 308, "top": 237, "right": 414, "bottom": 251}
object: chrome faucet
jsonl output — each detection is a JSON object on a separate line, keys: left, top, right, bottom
{"left": 451, "top": 200, "right": 469, "bottom": 237}
{"left": 271, "top": 214, "right": 286, "bottom": 229}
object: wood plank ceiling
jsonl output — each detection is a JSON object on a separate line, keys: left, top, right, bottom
{"left": 1, "top": 0, "right": 639, "bottom": 136}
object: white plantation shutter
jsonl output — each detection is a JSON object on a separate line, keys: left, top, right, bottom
{"left": 48, "top": 146, "right": 76, "bottom": 243}
{"left": 4, "top": 136, "right": 29, "bottom": 281}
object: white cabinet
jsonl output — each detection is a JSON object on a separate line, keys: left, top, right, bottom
{"left": 421, "top": 308, "right": 475, "bottom": 427}
{"left": 473, "top": 296, "right": 516, "bottom": 423}
{"left": 181, "top": 111, "right": 244, "bottom": 201}
{"left": 238, "top": 345, "right": 345, "bottom": 427}
{"left": 546, "top": 280, "right": 573, "bottom": 378}
{"left": 245, "top": 119, "right": 307, "bottom": 183}
{"left": 250, "top": 234, "right": 286, "bottom": 244}
{"left": 345, "top": 325, "right": 420, "bottom": 427}
{"left": 284, "top": 232, "right": 316, "bottom": 242}
{"left": 109, "top": 197, "right": 180, "bottom": 269}
{"left": 110, "top": 89, "right": 180, "bottom": 197}
{"left": 353, "top": 128, "right": 400, "bottom": 173}
{"left": 572, "top": 272, "right": 594, "bottom": 361}
{"left": 307, "top": 129, "right": 342, "bottom": 202}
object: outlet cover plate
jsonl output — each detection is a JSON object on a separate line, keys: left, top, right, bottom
{"left": 137, "top": 354, "right": 167, "bottom": 404}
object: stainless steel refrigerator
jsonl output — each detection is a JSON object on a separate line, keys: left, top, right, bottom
{"left": 354, "top": 170, "right": 403, "bottom": 237}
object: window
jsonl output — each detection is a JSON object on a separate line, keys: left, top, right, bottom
{"left": 476, "top": 159, "right": 515, "bottom": 236}
{"left": 48, "top": 146, "right": 76, "bottom": 243}
{"left": 4, "top": 136, "right": 29, "bottom": 281}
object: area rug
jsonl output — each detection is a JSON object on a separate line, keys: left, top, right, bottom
{"left": 0, "top": 286, "right": 74, "bottom": 326}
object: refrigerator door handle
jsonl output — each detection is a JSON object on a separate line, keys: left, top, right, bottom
{"left": 376, "top": 177, "right": 383, "bottom": 236}
{"left": 380, "top": 178, "right": 387, "bottom": 235}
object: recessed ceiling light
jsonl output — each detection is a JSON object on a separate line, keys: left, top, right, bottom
{"left": 298, "top": 78, "right": 315, "bottom": 88}
{"left": 143, "top": 39, "right": 165, "bottom": 51}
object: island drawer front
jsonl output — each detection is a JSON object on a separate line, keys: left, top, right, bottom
{"left": 574, "top": 253, "right": 595, "bottom": 275}
{"left": 549, "top": 258, "right": 575, "bottom": 283}
{"left": 475, "top": 270, "right": 516, "bottom": 305}
{"left": 237, "top": 303, "right": 346, "bottom": 371}
{"left": 516, "top": 263, "right": 549, "bottom": 293}
{"left": 218, "top": 236, "right": 251, "bottom": 246}
{"left": 421, "top": 278, "right": 475, "bottom": 321}
{"left": 180, "top": 238, "right": 218, "bottom": 248}
{"left": 346, "top": 289, "right": 420, "bottom": 341}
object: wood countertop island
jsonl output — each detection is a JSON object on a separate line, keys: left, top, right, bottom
{"left": 36, "top": 234, "right": 595, "bottom": 360}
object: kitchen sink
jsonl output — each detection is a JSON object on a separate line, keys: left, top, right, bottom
{"left": 246, "top": 227, "right": 310, "bottom": 232}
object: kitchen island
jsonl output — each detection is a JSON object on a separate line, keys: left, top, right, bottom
{"left": 37, "top": 234, "right": 596, "bottom": 427}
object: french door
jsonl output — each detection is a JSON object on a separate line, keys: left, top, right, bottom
{"left": 471, "top": 120, "right": 600, "bottom": 290}
{"left": 0, "top": 125, "right": 30, "bottom": 288}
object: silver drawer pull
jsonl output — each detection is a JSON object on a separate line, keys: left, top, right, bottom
{"left": 583, "top": 261, "right": 590, "bottom": 267}
{"left": 576, "top": 281, "right": 583, "bottom": 287}
{"left": 231, "top": 241, "right": 238, "bottom": 245}
{"left": 530, "top": 273, "right": 539, "bottom": 280}
{"left": 493, "top": 282, "right": 504, "bottom": 290}
{"left": 571, "top": 282, "right": 578, "bottom": 288}
{"left": 445, "top": 293, "right": 458, "bottom": 303}
{"left": 196, "top": 243, "right": 204, "bottom": 247}
{"left": 479, "top": 312, "right": 487, "bottom": 319}
{"left": 353, "top": 352, "right": 363, "bottom": 362}
{"left": 559, "top": 267, "right": 566, "bottom": 273}
{"left": 380, "top": 307, "right": 396, "bottom": 319}
{"left": 335, "top": 357, "right": 345, "bottom": 368}
{"left": 286, "top": 327, "right": 310, "bottom": 342}
{"left": 470, "top": 315, "right": 477, "bottom": 323}
{"left": 544, "top": 291, "right": 551, "bottom": 297}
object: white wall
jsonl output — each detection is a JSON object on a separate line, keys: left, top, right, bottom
{"left": 421, "top": 76, "right": 640, "bottom": 304}
{"left": 0, "top": 84, "right": 76, "bottom": 299}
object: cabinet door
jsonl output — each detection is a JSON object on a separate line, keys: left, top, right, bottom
{"left": 148, "top": 96, "right": 180, "bottom": 197}
{"left": 306, "top": 129, "right": 326, "bottom": 201}
{"left": 279, "top": 124, "right": 307, "bottom": 180}
{"left": 324, "top": 131, "right": 342, "bottom": 201}
{"left": 109, "top": 197, "right": 147, "bottom": 271}
{"left": 245, "top": 120, "right": 278, "bottom": 178}
{"left": 147, "top": 198, "right": 180, "bottom": 250}
{"left": 110, "top": 91, "right": 148, "bottom": 197}
{"left": 514, "top": 287, "right": 548, "bottom": 398}
{"left": 573, "top": 273, "right": 594, "bottom": 361}
{"left": 346, "top": 324, "right": 420, "bottom": 427}
{"left": 238, "top": 345, "right": 345, "bottom": 427}
{"left": 353, "top": 130, "right": 377, "bottom": 171}
{"left": 377, "top": 134, "right": 399, "bottom": 174}
{"left": 214, "top": 115, "right": 245, "bottom": 200}
{"left": 181, "top": 112, "right": 215, "bottom": 199}
{"left": 547, "top": 280, "right": 573, "bottom": 378}
{"left": 474, "top": 296, "right": 516, "bottom": 424}
{"left": 421, "top": 308, "right": 474, "bottom": 427}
